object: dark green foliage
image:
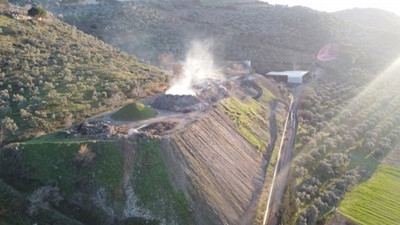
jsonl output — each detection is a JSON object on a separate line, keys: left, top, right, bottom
{"left": 122, "top": 217, "right": 160, "bottom": 225}
{"left": 0, "top": 140, "right": 124, "bottom": 224}
{"left": 111, "top": 102, "right": 157, "bottom": 121}
{"left": 0, "top": 148, "right": 36, "bottom": 192}
{"left": 278, "top": 178, "right": 298, "bottom": 225}
{"left": 28, "top": 6, "right": 47, "bottom": 18}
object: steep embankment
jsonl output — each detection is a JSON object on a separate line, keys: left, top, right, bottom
{"left": 163, "top": 109, "right": 263, "bottom": 225}
{"left": 161, "top": 78, "right": 289, "bottom": 225}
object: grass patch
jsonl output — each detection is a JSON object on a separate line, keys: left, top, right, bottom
{"left": 218, "top": 96, "right": 271, "bottom": 152}
{"left": 21, "top": 141, "right": 123, "bottom": 194}
{"left": 340, "top": 165, "right": 400, "bottom": 225}
{"left": 132, "top": 140, "right": 194, "bottom": 225}
{"left": 111, "top": 103, "right": 157, "bottom": 121}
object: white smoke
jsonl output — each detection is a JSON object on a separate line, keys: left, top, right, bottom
{"left": 166, "top": 40, "right": 223, "bottom": 96}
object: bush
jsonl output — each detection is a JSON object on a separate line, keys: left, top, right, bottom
{"left": 28, "top": 7, "right": 47, "bottom": 19}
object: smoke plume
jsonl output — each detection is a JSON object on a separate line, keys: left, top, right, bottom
{"left": 166, "top": 40, "right": 223, "bottom": 96}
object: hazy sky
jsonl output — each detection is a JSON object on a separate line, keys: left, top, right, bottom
{"left": 263, "top": 0, "right": 400, "bottom": 16}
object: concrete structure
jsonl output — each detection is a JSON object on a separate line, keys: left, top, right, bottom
{"left": 266, "top": 71, "right": 310, "bottom": 84}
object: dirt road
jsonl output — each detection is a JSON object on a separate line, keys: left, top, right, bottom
{"left": 262, "top": 86, "right": 303, "bottom": 225}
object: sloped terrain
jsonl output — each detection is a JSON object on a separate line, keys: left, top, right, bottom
{"left": 18, "top": 0, "right": 400, "bottom": 75}
{"left": 334, "top": 8, "right": 400, "bottom": 33}
{"left": 160, "top": 78, "right": 289, "bottom": 225}
{"left": 163, "top": 109, "right": 263, "bottom": 225}
{"left": 287, "top": 56, "right": 400, "bottom": 224}
{"left": 0, "top": 4, "right": 167, "bottom": 144}
{"left": 0, "top": 75, "right": 289, "bottom": 225}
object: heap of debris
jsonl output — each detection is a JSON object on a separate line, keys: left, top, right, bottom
{"left": 151, "top": 94, "right": 207, "bottom": 113}
{"left": 141, "top": 122, "right": 178, "bottom": 136}
{"left": 63, "top": 121, "right": 123, "bottom": 138}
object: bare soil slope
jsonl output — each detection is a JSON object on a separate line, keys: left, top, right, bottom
{"left": 162, "top": 109, "right": 264, "bottom": 225}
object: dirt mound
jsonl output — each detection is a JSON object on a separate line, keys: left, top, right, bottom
{"left": 151, "top": 94, "right": 207, "bottom": 112}
{"left": 141, "top": 122, "right": 178, "bottom": 135}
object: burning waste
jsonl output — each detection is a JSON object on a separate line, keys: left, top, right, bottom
{"left": 151, "top": 94, "right": 206, "bottom": 112}
{"left": 152, "top": 40, "right": 224, "bottom": 112}
{"left": 166, "top": 40, "right": 224, "bottom": 96}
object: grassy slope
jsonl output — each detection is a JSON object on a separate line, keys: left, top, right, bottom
{"left": 0, "top": 134, "right": 193, "bottom": 224}
{"left": 0, "top": 138, "right": 124, "bottom": 224}
{"left": 132, "top": 139, "right": 194, "bottom": 225}
{"left": 21, "top": 140, "right": 124, "bottom": 194}
{"left": 340, "top": 165, "right": 400, "bottom": 225}
{"left": 0, "top": 9, "right": 167, "bottom": 143}
{"left": 218, "top": 86, "right": 275, "bottom": 152}
{"left": 111, "top": 102, "right": 157, "bottom": 121}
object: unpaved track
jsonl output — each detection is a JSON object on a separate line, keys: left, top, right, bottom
{"left": 263, "top": 86, "right": 303, "bottom": 225}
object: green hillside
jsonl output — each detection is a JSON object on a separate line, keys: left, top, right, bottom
{"left": 0, "top": 5, "right": 168, "bottom": 144}
{"left": 20, "top": 0, "right": 400, "bottom": 75}
{"left": 0, "top": 136, "right": 193, "bottom": 224}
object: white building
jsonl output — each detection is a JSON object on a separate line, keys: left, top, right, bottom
{"left": 266, "top": 71, "right": 310, "bottom": 84}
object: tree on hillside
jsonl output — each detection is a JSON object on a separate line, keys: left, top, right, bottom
{"left": 1, "top": 117, "right": 18, "bottom": 135}
{"left": 28, "top": 6, "right": 47, "bottom": 19}
{"left": 1, "top": 117, "right": 18, "bottom": 144}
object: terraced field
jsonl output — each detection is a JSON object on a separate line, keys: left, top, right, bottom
{"left": 340, "top": 165, "right": 400, "bottom": 225}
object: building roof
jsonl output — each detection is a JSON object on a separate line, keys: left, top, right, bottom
{"left": 266, "top": 71, "right": 309, "bottom": 78}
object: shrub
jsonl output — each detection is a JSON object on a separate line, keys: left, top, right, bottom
{"left": 28, "top": 7, "right": 47, "bottom": 19}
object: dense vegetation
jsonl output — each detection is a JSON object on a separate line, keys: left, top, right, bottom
{"left": 284, "top": 63, "right": 400, "bottom": 224}
{"left": 0, "top": 6, "right": 167, "bottom": 144}
{"left": 9, "top": 0, "right": 400, "bottom": 74}
{"left": 27, "top": 6, "right": 46, "bottom": 18}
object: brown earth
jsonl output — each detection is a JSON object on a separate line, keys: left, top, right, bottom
{"left": 161, "top": 109, "right": 265, "bottom": 225}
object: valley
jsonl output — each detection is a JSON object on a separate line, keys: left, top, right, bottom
{"left": 1, "top": 1, "right": 400, "bottom": 225}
